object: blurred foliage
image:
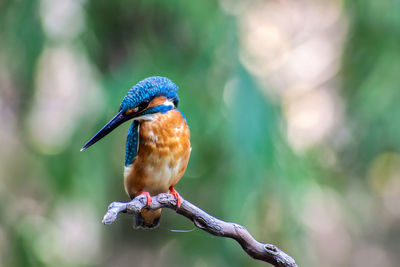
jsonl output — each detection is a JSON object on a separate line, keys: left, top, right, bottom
{"left": 0, "top": 0, "right": 399, "bottom": 267}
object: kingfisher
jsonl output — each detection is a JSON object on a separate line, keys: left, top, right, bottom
{"left": 81, "top": 76, "right": 191, "bottom": 228}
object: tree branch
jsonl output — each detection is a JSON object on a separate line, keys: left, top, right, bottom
{"left": 102, "top": 193, "right": 297, "bottom": 267}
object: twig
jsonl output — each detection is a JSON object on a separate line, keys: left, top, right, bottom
{"left": 102, "top": 193, "right": 297, "bottom": 267}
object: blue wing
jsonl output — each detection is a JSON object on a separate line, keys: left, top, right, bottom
{"left": 125, "top": 120, "right": 139, "bottom": 166}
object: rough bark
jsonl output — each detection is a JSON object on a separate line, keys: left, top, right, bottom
{"left": 103, "top": 193, "right": 297, "bottom": 267}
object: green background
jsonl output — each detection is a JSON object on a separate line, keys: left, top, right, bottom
{"left": 0, "top": 0, "right": 399, "bottom": 266}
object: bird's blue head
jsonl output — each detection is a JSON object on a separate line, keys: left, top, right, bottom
{"left": 120, "top": 76, "right": 179, "bottom": 113}
{"left": 81, "top": 76, "right": 179, "bottom": 151}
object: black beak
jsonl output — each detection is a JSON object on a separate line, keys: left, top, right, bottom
{"left": 80, "top": 110, "right": 129, "bottom": 151}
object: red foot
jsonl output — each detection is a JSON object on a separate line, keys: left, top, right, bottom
{"left": 169, "top": 186, "right": 181, "bottom": 208}
{"left": 138, "top": 191, "right": 152, "bottom": 206}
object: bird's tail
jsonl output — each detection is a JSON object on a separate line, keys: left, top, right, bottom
{"left": 133, "top": 208, "right": 162, "bottom": 229}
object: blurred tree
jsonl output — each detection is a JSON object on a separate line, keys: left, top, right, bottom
{"left": 0, "top": 0, "right": 399, "bottom": 266}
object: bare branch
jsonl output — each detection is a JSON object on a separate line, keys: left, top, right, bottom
{"left": 102, "top": 193, "right": 297, "bottom": 267}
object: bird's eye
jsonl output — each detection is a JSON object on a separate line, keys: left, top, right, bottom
{"left": 125, "top": 99, "right": 150, "bottom": 116}
{"left": 138, "top": 99, "right": 150, "bottom": 110}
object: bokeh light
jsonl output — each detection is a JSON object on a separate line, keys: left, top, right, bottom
{"left": 0, "top": 0, "right": 399, "bottom": 266}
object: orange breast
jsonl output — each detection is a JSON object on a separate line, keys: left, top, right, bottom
{"left": 124, "top": 109, "right": 191, "bottom": 197}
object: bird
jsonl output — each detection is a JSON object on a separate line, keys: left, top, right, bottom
{"left": 81, "top": 76, "right": 191, "bottom": 228}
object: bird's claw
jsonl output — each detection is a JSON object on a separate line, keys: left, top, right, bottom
{"left": 169, "top": 186, "right": 182, "bottom": 208}
{"left": 138, "top": 191, "right": 152, "bottom": 206}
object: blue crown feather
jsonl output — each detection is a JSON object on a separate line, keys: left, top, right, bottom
{"left": 120, "top": 76, "right": 179, "bottom": 112}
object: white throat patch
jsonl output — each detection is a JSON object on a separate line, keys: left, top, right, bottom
{"left": 134, "top": 99, "right": 175, "bottom": 121}
{"left": 135, "top": 113, "right": 159, "bottom": 121}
